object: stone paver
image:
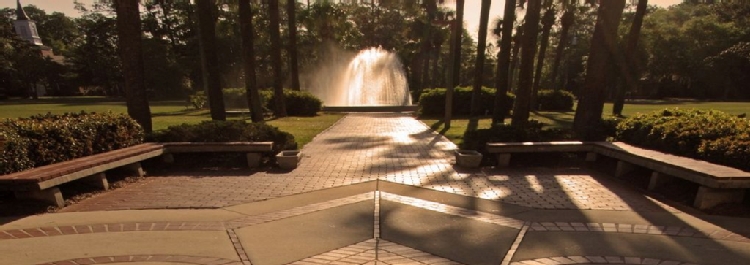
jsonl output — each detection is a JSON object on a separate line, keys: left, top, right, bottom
{"left": 64, "top": 113, "right": 677, "bottom": 213}
{"left": 287, "top": 239, "right": 464, "bottom": 265}
{"left": 3, "top": 112, "right": 750, "bottom": 265}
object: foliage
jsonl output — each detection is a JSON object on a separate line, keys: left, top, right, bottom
{"left": 461, "top": 120, "right": 573, "bottom": 151}
{"left": 615, "top": 108, "right": 750, "bottom": 171}
{"left": 1, "top": 112, "right": 143, "bottom": 170}
{"left": 149, "top": 120, "right": 296, "bottom": 152}
{"left": 537, "top": 89, "right": 576, "bottom": 111}
{"left": 0, "top": 126, "right": 32, "bottom": 174}
{"left": 189, "top": 91, "right": 207, "bottom": 110}
{"left": 418, "top": 87, "right": 514, "bottom": 117}
{"left": 266, "top": 90, "right": 323, "bottom": 117}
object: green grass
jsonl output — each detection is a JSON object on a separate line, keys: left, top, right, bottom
{"left": 421, "top": 101, "right": 750, "bottom": 144}
{"left": 267, "top": 114, "right": 344, "bottom": 148}
{"left": 0, "top": 96, "right": 345, "bottom": 148}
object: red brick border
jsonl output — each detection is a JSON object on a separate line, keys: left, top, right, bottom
{"left": 36, "top": 255, "right": 241, "bottom": 265}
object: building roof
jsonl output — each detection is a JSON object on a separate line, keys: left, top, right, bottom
{"left": 16, "top": 0, "right": 29, "bottom": 20}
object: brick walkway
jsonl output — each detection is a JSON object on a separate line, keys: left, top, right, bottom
{"left": 64, "top": 113, "right": 675, "bottom": 213}
{"left": 4, "top": 112, "right": 750, "bottom": 265}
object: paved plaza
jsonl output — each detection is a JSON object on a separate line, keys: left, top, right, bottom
{"left": 1, "top": 113, "right": 750, "bottom": 265}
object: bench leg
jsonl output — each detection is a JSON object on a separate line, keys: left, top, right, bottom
{"left": 124, "top": 162, "right": 145, "bottom": 177}
{"left": 162, "top": 153, "right": 175, "bottom": 163}
{"left": 83, "top": 172, "right": 109, "bottom": 190}
{"left": 647, "top": 172, "right": 674, "bottom": 191}
{"left": 615, "top": 161, "right": 635, "bottom": 178}
{"left": 15, "top": 188, "right": 65, "bottom": 208}
{"left": 694, "top": 187, "right": 746, "bottom": 210}
{"left": 496, "top": 154, "right": 511, "bottom": 167}
{"left": 246, "top": 153, "right": 262, "bottom": 168}
{"left": 585, "top": 152, "right": 598, "bottom": 162}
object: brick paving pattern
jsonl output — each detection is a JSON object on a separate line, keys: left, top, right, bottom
{"left": 287, "top": 239, "right": 463, "bottom": 265}
{"left": 509, "top": 256, "right": 700, "bottom": 265}
{"left": 63, "top": 113, "right": 678, "bottom": 213}
{"left": 35, "top": 255, "right": 243, "bottom": 265}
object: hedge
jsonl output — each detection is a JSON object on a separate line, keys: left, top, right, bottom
{"left": 461, "top": 121, "right": 573, "bottom": 151}
{"left": 537, "top": 90, "right": 576, "bottom": 111}
{"left": 418, "top": 87, "right": 515, "bottom": 116}
{"left": 0, "top": 112, "right": 144, "bottom": 173}
{"left": 191, "top": 89, "right": 321, "bottom": 117}
{"left": 149, "top": 120, "right": 296, "bottom": 153}
{"left": 615, "top": 108, "right": 750, "bottom": 171}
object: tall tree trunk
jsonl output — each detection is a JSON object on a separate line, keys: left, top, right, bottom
{"left": 509, "top": 26, "right": 523, "bottom": 94}
{"left": 196, "top": 0, "right": 226, "bottom": 121}
{"left": 114, "top": 0, "right": 153, "bottom": 132}
{"left": 444, "top": 0, "right": 464, "bottom": 129}
{"left": 531, "top": 7, "right": 556, "bottom": 110}
{"left": 550, "top": 9, "right": 574, "bottom": 91}
{"left": 573, "top": 0, "right": 626, "bottom": 140}
{"left": 239, "top": 0, "right": 263, "bottom": 123}
{"left": 416, "top": 1, "right": 436, "bottom": 101}
{"left": 613, "top": 0, "right": 648, "bottom": 116}
{"left": 287, "top": 0, "right": 301, "bottom": 91}
{"left": 268, "top": 0, "right": 287, "bottom": 117}
{"left": 471, "top": 0, "right": 492, "bottom": 117}
{"left": 451, "top": 0, "right": 465, "bottom": 89}
{"left": 492, "top": 0, "right": 517, "bottom": 124}
{"left": 511, "top": 0, "right": 542, "bottom": 127}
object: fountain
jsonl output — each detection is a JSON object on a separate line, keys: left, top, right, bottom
{"left": 304, "top": 47, "right": 413, "bottom": 111}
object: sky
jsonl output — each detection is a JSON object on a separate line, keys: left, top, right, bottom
{"left": 4, "top": 0, "right": 683, "bottom": 41}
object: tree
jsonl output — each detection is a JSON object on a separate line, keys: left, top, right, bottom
{"left": 531, "top": 3, "right": 556, "bottom": 109}
{"left": 492, "top": 0, "right": 518, "bottom": 124}
{"left": 239, "top": 0, "right": 263, "bottom": 122}
{"left": 195, "top": 0, "right": 226, "bottom": 120}
{"left": 470, "top": 0, "right": 492, "bottom": 117}
{"left": 113, "top": 0, "right": 152, "bottom": 132}
{"left": 549, "top": 1, "right": 577, "bottom": 91}
{"left": 612, "top": 0, "right": 648, "bottom": 116}
{"left": 573, "top": 0, "right": 626, "bottom": 140}
{"left": 268, "top": 0, "right": 287, "bottom": 117}
{"left": 511, "top": 0, "right": 543, "bottom": 126}
{"left": 287, "top": 0, "right": 301, "bottom": 91}
{"left": 444, "top": 0, "right": 465, "bottom": 128}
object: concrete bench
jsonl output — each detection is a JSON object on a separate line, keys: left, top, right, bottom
{"left": 0, "top": 143, "right": 164, "bottom": 207}
{"left": 160, "top": 142, "right": 274, "bottom": 168}
{"left": 486, "top": 141, "right": 750, "bottom": 210}
{"left": 486, "top": 141, "right": 596, "bottom": 167}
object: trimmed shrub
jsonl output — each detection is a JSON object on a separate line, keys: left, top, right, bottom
{"left": 3, "top": 112, "right": 143, "bottom": 169}
{"left": 461, "top": 121, "right": 573, "bottom": 151}
{"left": 0, "top": 126, "right": 32, "bottom": 174}
{"left": 615, "top": 108, "right": 750, "bottom": 171}
{"left": 223, "top": 88, "right": 248, "bottom": 110}
{"left": 418, "top": 87, "right": 515, "bottom": 117}
{"left": 267, "top": 90, "right": 323, "bottom": 116}
{"left": 537, "top": 90, "right": 575, "bottom": 111}
{"left": 149, "top": 120, "right": 296, "bottom": 152}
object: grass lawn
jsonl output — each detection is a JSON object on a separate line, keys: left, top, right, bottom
{"left": 0, "top": 97, "right": 344, "bottom": 148}
{"left": 421, "top": 101, "right": 750, "bottom": 145}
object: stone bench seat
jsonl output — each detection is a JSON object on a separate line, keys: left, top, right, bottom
{"left": 486, "top": 141, "right": 596, "bottom": 166}
{"left": 159, "top": 142, "right": 274, "bottom": 168}
{"left": 0, "top": 143, "right": 165, "bottom": 207}
{"left": 486, "top": 141, "right": 750, "bottom": 210}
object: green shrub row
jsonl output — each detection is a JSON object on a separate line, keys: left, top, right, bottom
{"left": 264, "top": 90, "right": 323, "bottom": 117}
{"left": 461, "top": 120, "right": 573, "bottom": 151}
{"left": 615, "top": 108, "right": 750, "bottom": 171}
{"left": 418, "top": 87, "right": 515, "bottom": 116}
{"left": 0, "top": 112, "right": 144, "bottom": 174}
{"left": 537, "top": 90, "right": 576, "bottom": 111}
{"left": 191, "top": 89, "right": 322, "bottom": 117}
{"left": 149, "top": 120, "right": 296, "bottom": 153}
